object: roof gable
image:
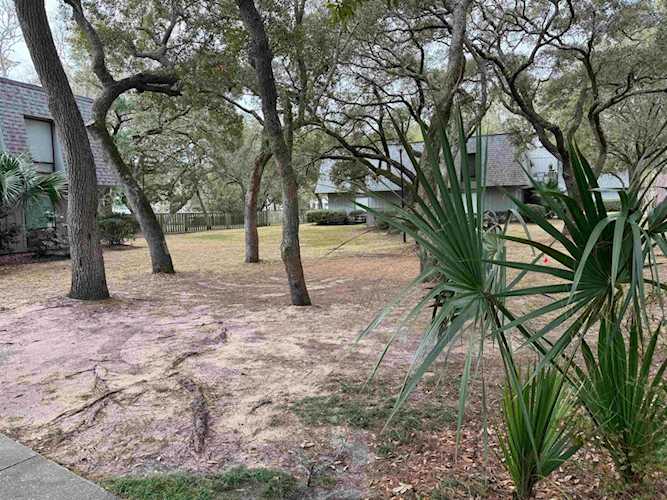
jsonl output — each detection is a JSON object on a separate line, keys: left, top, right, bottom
{"left": 0, "top": 77, "right": 118, "bottom": 186}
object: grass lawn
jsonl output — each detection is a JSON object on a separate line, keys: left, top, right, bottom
{"left": 0, "top": 223, "right": 663, "bottom": 498}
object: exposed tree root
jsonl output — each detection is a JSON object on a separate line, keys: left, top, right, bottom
{"left": 179, "top": 377, "right": 209, "bottom": 454}
{"left": 249, "top": 398, "right": 272, "bottom": 414}
{"left": 51, "top": 389, "right": 124, "bottom": 423}
{"left": 170, "top": 349, "right": 212, "bottom": 370}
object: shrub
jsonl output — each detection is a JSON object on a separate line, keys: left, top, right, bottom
{"left": 306, "top": 209, "right": 328, "bottom": 224}
{"left": 313, "top": 210, "right": 349, "bottom": 225}
{"left": 576, "top": 320, "right": 667, "bottom": 483}
{"left": 0, "top": 223, "right": 18, "bottom": 252}
{"left": 499, "top": 366, "right": 580, "bottom": 499}
{"left": 520, "top": 203, "right": 548, "bottom": 223}
{"left": 97, "top": 215, "right": 139, "bottom": 246}
{"left": 603, "top": 199, "right": 622, "bottom": 212}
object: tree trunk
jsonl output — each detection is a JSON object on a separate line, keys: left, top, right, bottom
{"left": 245, "top": 141, "right": 272, "bottom": 263}
{"left": 90, "top": 123, "right": 175, "bottom": 274}
{"left": 196, "top": 188, "right": 208, "bottom": 214}
{"left": 237, "top": 0, "right": 311, "bottom": 306}
{"left": 15, "top": 0, "right": 109, "bottom": 300}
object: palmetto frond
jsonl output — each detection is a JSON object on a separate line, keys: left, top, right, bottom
{"left": 0, "top": 152, "right": 66, "bottom": 216}
{"left": 497, "top": 145, "right": 667, "bottom": 365}
{"left": 356, "top": 116, "right": 519, "bottom": 436}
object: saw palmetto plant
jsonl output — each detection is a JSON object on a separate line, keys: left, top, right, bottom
{"left": 357, "top": 116, "right": 667, "bottom": 489}
{"left": 576, "top": 319, "right": 667, "bottom": 483}
{"left": 499, "top": 365, "right": 580, "bottom": 500}
{"left": 0, "top": 152, "right": 66, "bottom": 218}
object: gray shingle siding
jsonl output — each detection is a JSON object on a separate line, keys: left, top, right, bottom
{"left": 467, "top": 134, "right": 529, "bottom": 187}
{"left": 0, "top": 77, "right": 117, "bottom": 186}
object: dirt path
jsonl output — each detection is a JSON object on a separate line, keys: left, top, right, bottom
{"left": 0, "top": 226, "right": 426, "bottom": 497}
{"left": 1, "top": 225, "right": 660, "bottom": 498}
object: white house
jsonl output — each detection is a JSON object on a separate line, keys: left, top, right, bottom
{"left": 316, "top": 133, "right": 627, "bottom": 224}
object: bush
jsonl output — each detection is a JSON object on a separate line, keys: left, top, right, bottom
{"left": 309, "top": 210, "right": 349, "bottom": 225}
{"left": 499, "top": 366, "right": 580, "bottom": 499}
{"left": 603, "top": 199, "right": 622, "bottom": 212}
{"left": 306, "top": 210, "right": 328, "bottom": 224}
{"left": 577, "top": 320, "right": 667, "bottom": 483}
{"left": 97, "top": 215, "right": 139, "bottom": 246}
{"left": 0, "top": 223, "right": 18, "bottom": 252}
{"left": 520, "top": 203, "right": 548, "bottom": 223}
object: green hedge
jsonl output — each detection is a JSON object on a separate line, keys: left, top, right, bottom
{"left": 98, "top": 215, "right": 140, "bottom": 245}
{"left": 305, "top": 210, "right": 328, "bottom": 224}
{"left": 306, "top": 210, "right": 368, "bottom": 225}
{"left": 318, "top": 211, "right": 349, "bottom": 225}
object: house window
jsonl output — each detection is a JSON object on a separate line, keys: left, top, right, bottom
{"left": 25, "top": 118, "right": 56, "bottom": 173}
{"left": 462, "top": 152, "right": 476, "bottom": 179}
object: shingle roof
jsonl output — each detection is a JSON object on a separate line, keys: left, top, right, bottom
{"left": 315, "top": 134, "right": 529, "bottom": 194}
{"left": 468, "top": 134, "right": 529, "bottom": 187}
{"left": 0, "top": 77, "right": 118, "bottom": 186}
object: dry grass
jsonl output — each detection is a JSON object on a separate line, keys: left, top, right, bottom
{"left": 0, "top": 224, "right": 407, "bottom": 310}
{"left": 0, "top": 223, "right": 663, "bottom": 499}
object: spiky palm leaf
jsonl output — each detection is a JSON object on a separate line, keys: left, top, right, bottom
{"left": 495, "top": 144, "right": 667, "bottom": 369}
{"left": 0, "top": 152, "right": 66, "bottom": 217}
{"left": 576, "top": 319, "right": 667, "bottom": 483}
{"left": 356, "top": 117, "right": 521, "bottom": 439}
{"left": 499, "top": 366, "right": 580, "bottom": 500}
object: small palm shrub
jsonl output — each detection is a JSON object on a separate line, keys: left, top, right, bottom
{"left": 356, "top": 114, "right": 667, "bottom": 489}
{"left": 0, "top": 152, "right": 66, "bottom": 218}
{"left": 97, "top": 215, "right": 139, "bottom": 245}
{"left": 0, "top": 152, "right": 66, "bottom": 253}
{"left": 576, "top": 320, "right": 667, "bottom": 483}
{"left": 499, "top": 366, "right": 580, "bottom": 499}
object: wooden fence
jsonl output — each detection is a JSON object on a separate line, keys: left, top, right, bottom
{"left": 155, "top": 210, "right": 304, "bottom": 234}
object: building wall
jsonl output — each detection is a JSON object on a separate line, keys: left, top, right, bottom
{"left": 326, "top": 193, "right": 373, "bottom": 213}
{"left": 486, "top": 187, "right": 522, "bottom": 212}
{"left": 0, "top": 78, "right": 117, "bottom": 186}
{"left": 329, "top": 188, "right": 521, "bottom": 226}
{"left": 526, "top": 145, "right": 626, "bottom": 201}
{"left": 0, "top": 78, "right": 118, "bottom": 254}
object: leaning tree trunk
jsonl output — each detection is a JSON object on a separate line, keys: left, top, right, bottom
{"left": 15, "top": 0, "right": 109, "bottom": 300}
{"left": 245, "top": 140, "right": 272, "bottom": 263}
{"left": 91, "top": 123, "right": 174, "bottom": 274}
{"left": 237, "top": 0, "right": 311, "bottom": 305}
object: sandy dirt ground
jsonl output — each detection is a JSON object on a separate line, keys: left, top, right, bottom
{"left": 0, "top": 225, "right": 663, "bottom": 499}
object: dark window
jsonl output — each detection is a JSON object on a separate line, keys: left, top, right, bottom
{"left": 462, "top": 152, "right": 476, "bottom": 179}
{"left": 24, "top": 118, "right": 56, "bottom": 173}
